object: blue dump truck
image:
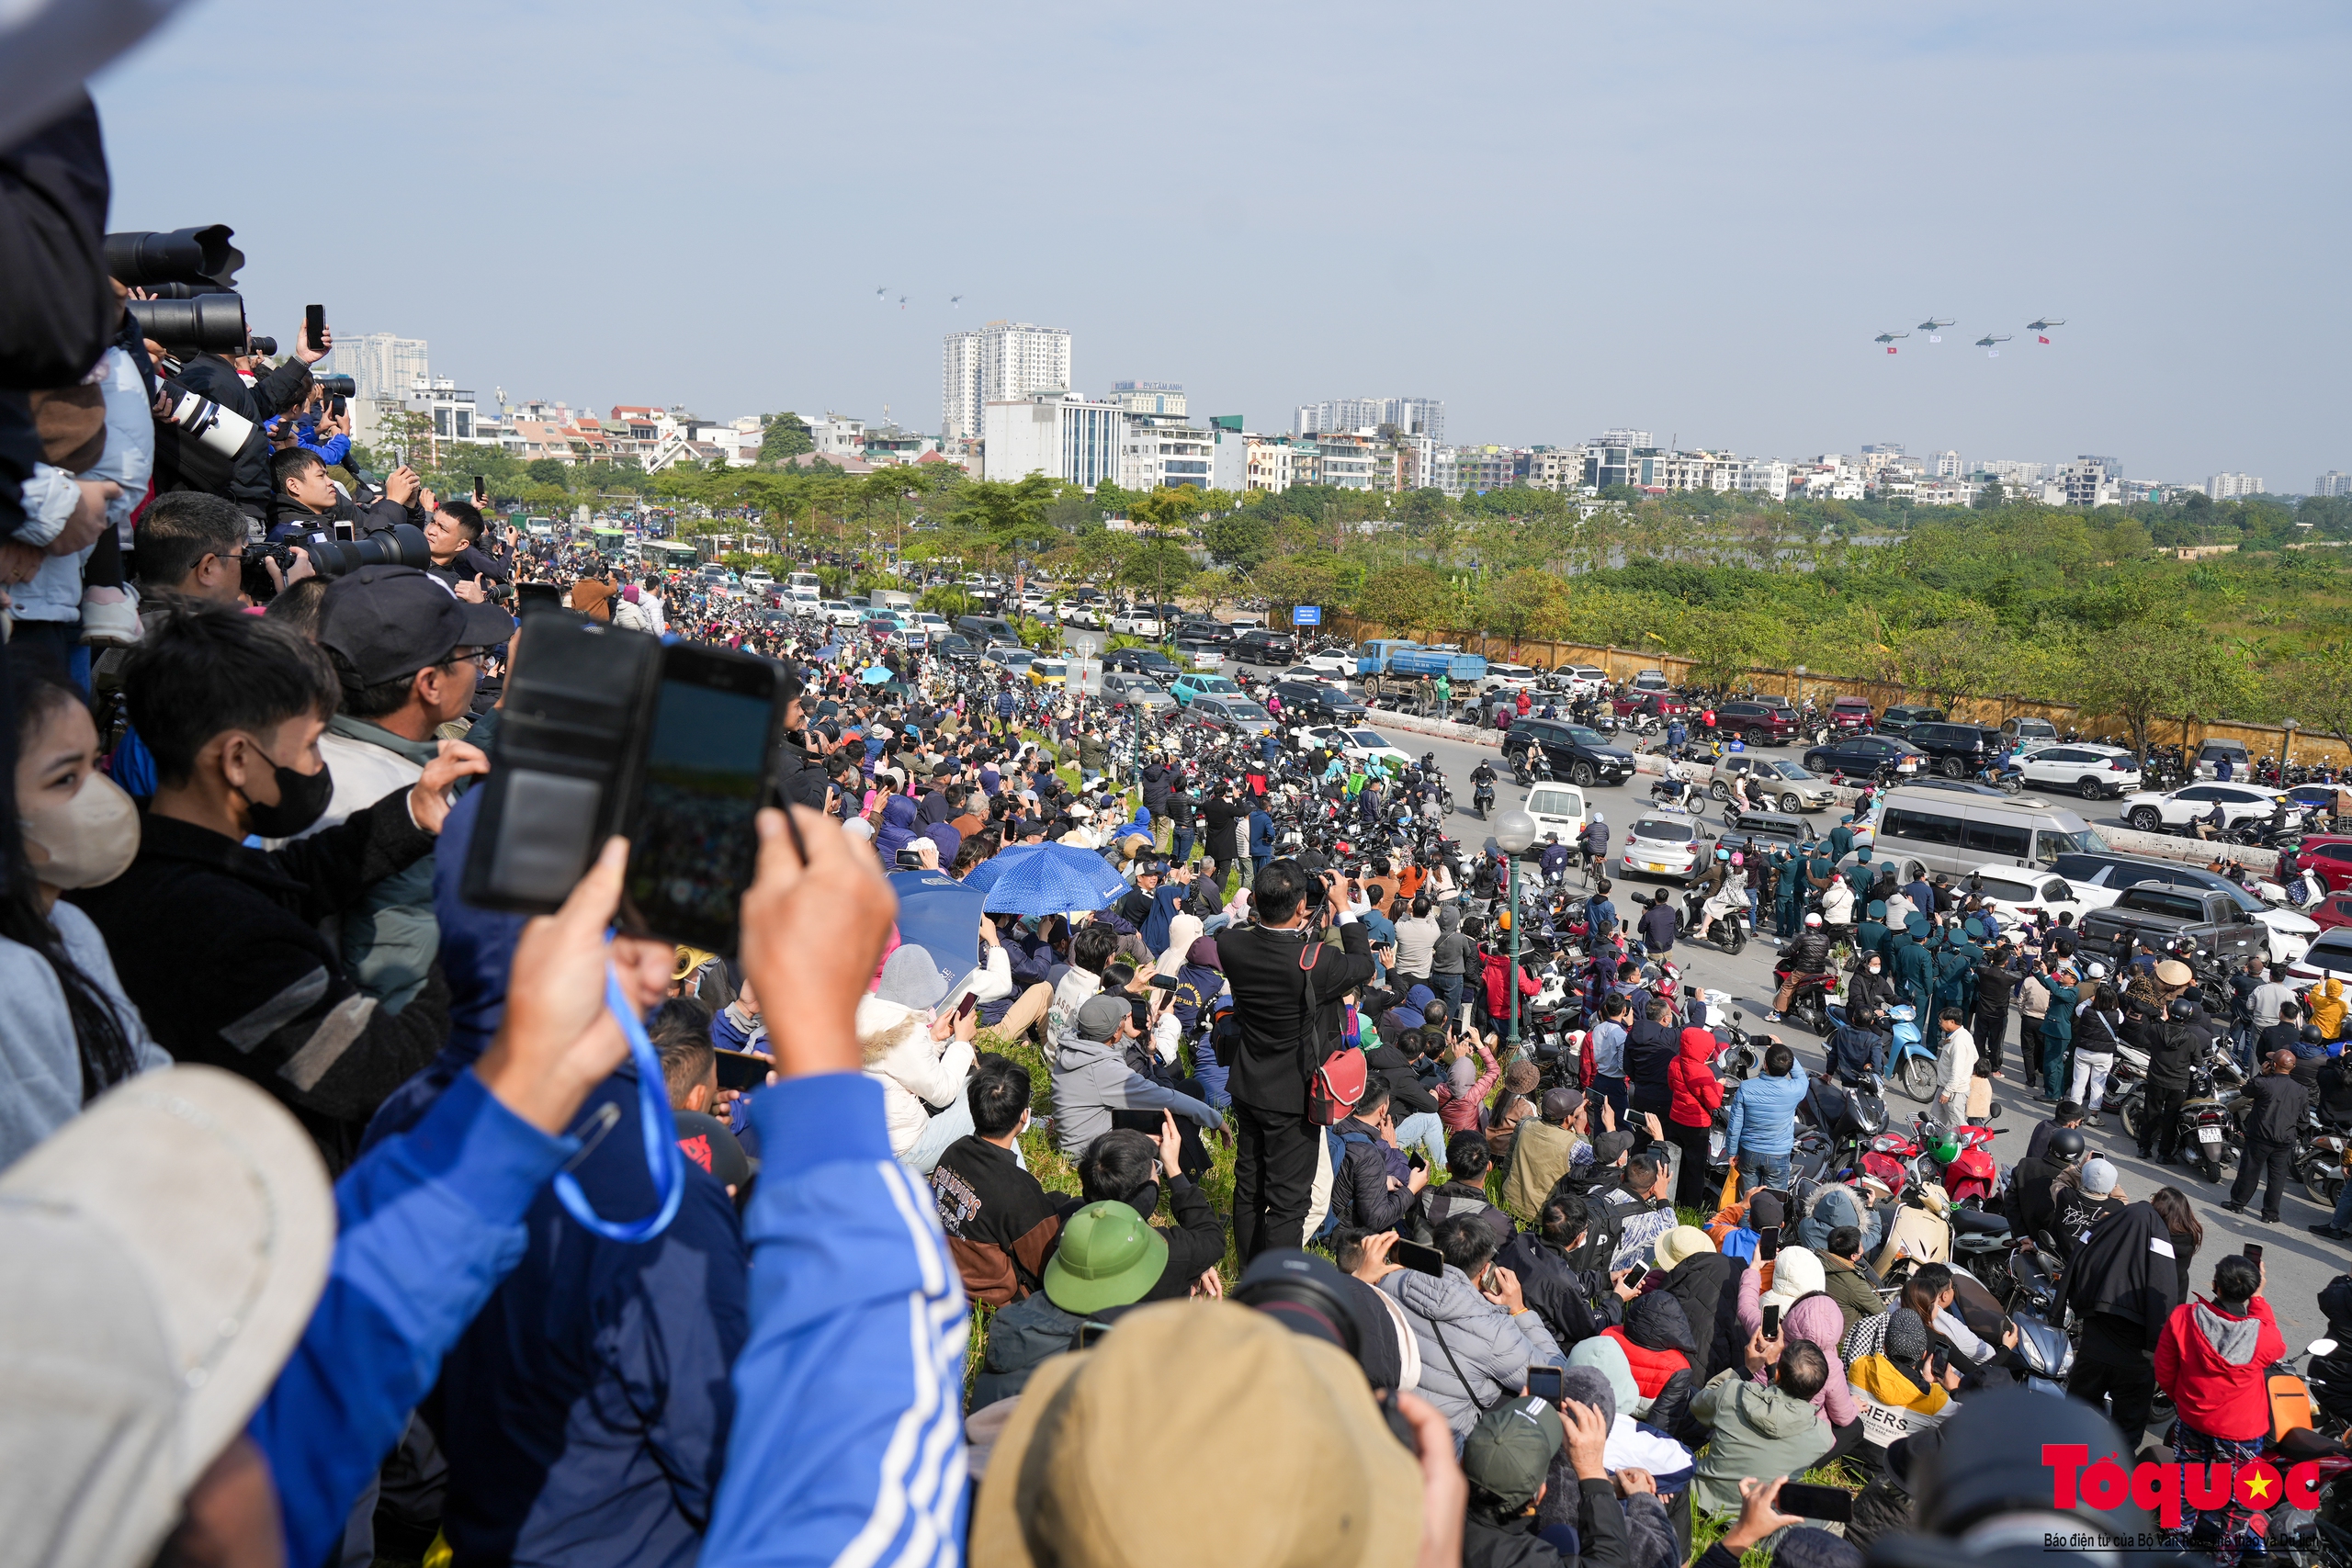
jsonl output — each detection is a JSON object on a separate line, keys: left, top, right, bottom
{"left": 1353, "top": 639, "right": 1488, "bottom": 682}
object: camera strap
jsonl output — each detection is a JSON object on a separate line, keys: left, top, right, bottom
{"left": 553, "top": 966, "right": 686, "bottom": 1244}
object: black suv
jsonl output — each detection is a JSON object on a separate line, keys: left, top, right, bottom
{"left": 1905, "top": 721, "right": 2002, "bottom": 778}
{"left": 1173, "top": 617, "right": 1233, "bottom": 646}
{"left": 1270, "top": 679, "right": 1364, "bottom": 723}
{"left": 934, "top": 633, "right": 982, "bottom": 664}
{"left": 1232, "top": 628, "right": 1298, "bottom": 665}
{"left": 1107, "top": 647, "right": 1182, "bottom": 679}
{"left": 1503, "top": 717, "right": 1634, "bottom": 787}
{"left": 1876, "top": 705, "right": 1945, "bottom": 736}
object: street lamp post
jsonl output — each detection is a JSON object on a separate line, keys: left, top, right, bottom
{"left": 2283, "top": 719, "right": 2300, "bottom": 773}
{"left": 1793, "top": 664, "right": 1807, "bottom": 713}
{"left": 1495, "top": 809, "right": 1539, "bottom": 1053}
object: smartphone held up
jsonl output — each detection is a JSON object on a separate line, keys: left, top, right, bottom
{"left": 460, "top": 612, "right": 789, "bottom": 953}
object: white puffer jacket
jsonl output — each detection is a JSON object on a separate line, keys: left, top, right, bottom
{"left": 857, "top": 997, "right": 974, "bottom": 1156}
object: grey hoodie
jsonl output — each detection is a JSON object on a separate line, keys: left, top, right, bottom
{"left": 1431, "top": 908, "right": 1478, "bottom": 977}
{"left": 1379, "top": 1264, "right": 1564, "bottom": 1436}
{"left": 1047, "top": 1022, "right": 1221, "bottom": 1156}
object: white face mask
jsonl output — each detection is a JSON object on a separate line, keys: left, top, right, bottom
{"left": 22, "top": 769, "right": 139, "bottom": 891}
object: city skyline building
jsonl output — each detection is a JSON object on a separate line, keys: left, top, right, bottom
{"left": 942, "top": 320, "right": 1071, "bottom": 442}
{"left": 338, "top": 332, "right": 428, "bottom": 405}
{"left": 1295, "top": 396, "right": 1444, "bottom": 444}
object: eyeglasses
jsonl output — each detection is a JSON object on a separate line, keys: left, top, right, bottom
{"left": 441, "top": 649, "right": 494, "bottom": 670}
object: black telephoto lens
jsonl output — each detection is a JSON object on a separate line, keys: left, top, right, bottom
{"left": 103, "top": 225, "right": 244, "bottom": 288}
{"left": 310, "top": 523, "right": 434, "bottom": 577}
{"left": 127, "top": 295, "right": 249, "bottom": 355}
{"left": 313, "top": 374, "right": 356, "bottom": 398}
{"left": 246, "top": 335, "right": 277, "bottom": 358}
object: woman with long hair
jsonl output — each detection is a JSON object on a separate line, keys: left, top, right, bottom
{"left": 2149, "top": 1184, "right": 2203, "bottom": 1303}
{"left": 0, "top": 661, "right": 169, "bottom": 1168}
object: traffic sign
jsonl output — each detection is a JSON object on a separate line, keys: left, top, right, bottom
{"left": 1292, "top": 605, "right": 1322, "bottom": 626}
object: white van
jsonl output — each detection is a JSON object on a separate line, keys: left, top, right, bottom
{"left": 1865, "top": 785, "right": 2107, "bottom": 878}
{"left": 1522, "top": 782, "right": 1589, "bottom": 847}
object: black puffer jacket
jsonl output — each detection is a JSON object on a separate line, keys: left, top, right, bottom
{"left": 1783, "top": 928, "right": 1832, "bottom": 973}
{"left": 1622, "top": 1289, "right": 1705, "bottom": 1446}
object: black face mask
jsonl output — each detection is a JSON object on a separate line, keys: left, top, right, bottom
{"left": 241, "top": 745, "right": 334, "bottom": 839}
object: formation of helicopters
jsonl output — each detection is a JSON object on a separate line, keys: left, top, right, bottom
{"left": 1876, "top": 317, "right": 2064, "bottom": 355}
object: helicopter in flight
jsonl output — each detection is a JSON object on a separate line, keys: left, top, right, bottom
{"left": 1874, "top": 330, "right": 1909, "bottom": 345}
{"left": 1974, "top": 333, "right": 2011, "bottom": 348}
{"left": 2027, "top": 317, "right": 2064, "bottom": 332}
{"left": 1917, "top": 317, "right": 1954, "bottom": 332}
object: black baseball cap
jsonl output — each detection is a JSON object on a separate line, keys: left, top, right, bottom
{"left": 318, "top": 566, "right": 514, "bottom": 686}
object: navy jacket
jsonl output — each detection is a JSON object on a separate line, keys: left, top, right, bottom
{"left": 433, "top": 1065, "right": 749, "bottom": 1568}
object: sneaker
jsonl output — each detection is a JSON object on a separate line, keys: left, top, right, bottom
{"left": 2309, "top": 1224, "right": 2346, "bottom": 1239}
{"left": 78, "top": 583, "right": 141, "bottom": 647}
{"left": 1764, "top": 1011, "right": 1782, "bottom": 1023}
{"left": 2259, "top": 1213, "right": 2280, "bottom": 1224}
{"left": 2222, "top": 1201, "right": 2246, "bottom": 1215}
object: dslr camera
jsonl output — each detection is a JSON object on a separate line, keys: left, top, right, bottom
{"left": 241, "top": 523, "right": 435, "bottom": 600}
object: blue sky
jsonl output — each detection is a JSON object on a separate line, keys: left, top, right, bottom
{"left": 93, "top": 0, "right": 2352, "bottom": 487}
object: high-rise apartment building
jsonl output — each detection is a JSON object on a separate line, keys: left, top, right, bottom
{"left": 1932, "top": 449, "right": 1964, "bottom": 478}
{"left": 2317, "top": 471, "right": 2352, "bottom": 497}
{"left": 2208, "top": 471, "right": 2266, "bottom": 501}
{"left": 1107, "top": 381, "right": 1186, "bottom": 416}
{"left": 943, "top": 321, "right": 1071, "bottom": 442}
{"left": 1294, "top": 397, "right": 1443, "bottom": 444}
{"left": 340, "top": 333, "right": 428, "bottom": 405}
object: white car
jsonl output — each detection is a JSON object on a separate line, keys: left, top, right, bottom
{"left": 1064, "top": 604, "right": 1103, "bottom": 630}
{"left": 1292, "top": 650, "right": 1357, "bottom": 679}
{"left": 2120, "top": 782, "right": 2289, "bottom": 833}
{"left": 1959, "top": 862, "right": 2120, "bottom": 929}
{"left": 1273, "top": 665, "right": 1349, "bottom": 688}
{"left": 817, "top": 601, "right": 863, "bottom": 626}
{"left": 1484, "top": 662, "right": 1542, "bottom": 691}
{"left": 743, "top": 569, "right": 775, "bottom": 590}
{"left": 1299, "top": 725, "right": 1415, "bottom": 771}
{"left": 1619, "top": 810, "right": 1709, "bottom": 884}
{"left": 1559, "top": 664, "right": 1610, "bottom": 696}
{"left": 1110, "top": 612, "right": 1162, "bottom": 637}
{"left": 2013, "top": 743, "right": 2141, "bottom": 801}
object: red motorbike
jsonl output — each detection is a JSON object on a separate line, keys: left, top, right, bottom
{"left": 1772, "top": 965, "right": 1838, "bottom": 1036}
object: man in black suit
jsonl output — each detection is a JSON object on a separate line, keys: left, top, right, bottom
{"left": 1214, "top": 861, "right": 1378, "bottom": 1258}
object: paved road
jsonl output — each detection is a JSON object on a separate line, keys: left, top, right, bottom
{"left": 1176, "top": 662, "right": 2348, "bottom": 1348}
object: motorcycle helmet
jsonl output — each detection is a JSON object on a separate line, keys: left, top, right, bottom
{"left": 2048, "top": 1126, "right": 2086, "bottom": 1167}
{"left": 1716, "top": 848, "right": 1731, "bottom": 862}
{"left": 2167, "top": 998, "right": 2197, "bottom": 1022}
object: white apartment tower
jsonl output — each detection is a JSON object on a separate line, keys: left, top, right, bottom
{"left": 943, "top": 321, "right": 1072, "bottom": 442}
{"left": 1295, "top": 397, "right": 1444, "bottom": 444}
{"left": 2208, "top": 471, "right": 2267, "bottom": 501}
{"left": 339, "top": 333, "right": 429, "bottom": 405}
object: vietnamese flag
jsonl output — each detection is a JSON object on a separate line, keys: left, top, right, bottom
{"left": 1887, "top": 346, "right": 1897, "bottom": 355}
{"left": 2038, "top": 334, "right": 2050, "bottom": 344}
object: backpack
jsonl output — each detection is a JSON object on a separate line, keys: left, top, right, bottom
{"left": 1298, "top": 942, "right": 1366, "bottom": 1127}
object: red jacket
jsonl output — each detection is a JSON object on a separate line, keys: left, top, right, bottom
{"left": 1602, "top": 1325, "right": 1690, "bottom": 1398}
{"left": 2154, "top": 1294, "right": 2286, "bottom": 1442}
{"left": 1668, "top": 1027, "right": 1724, "bottom": 1130}
{"left": 1481, "top": 950, "right": 1541, "bottom": 1018}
